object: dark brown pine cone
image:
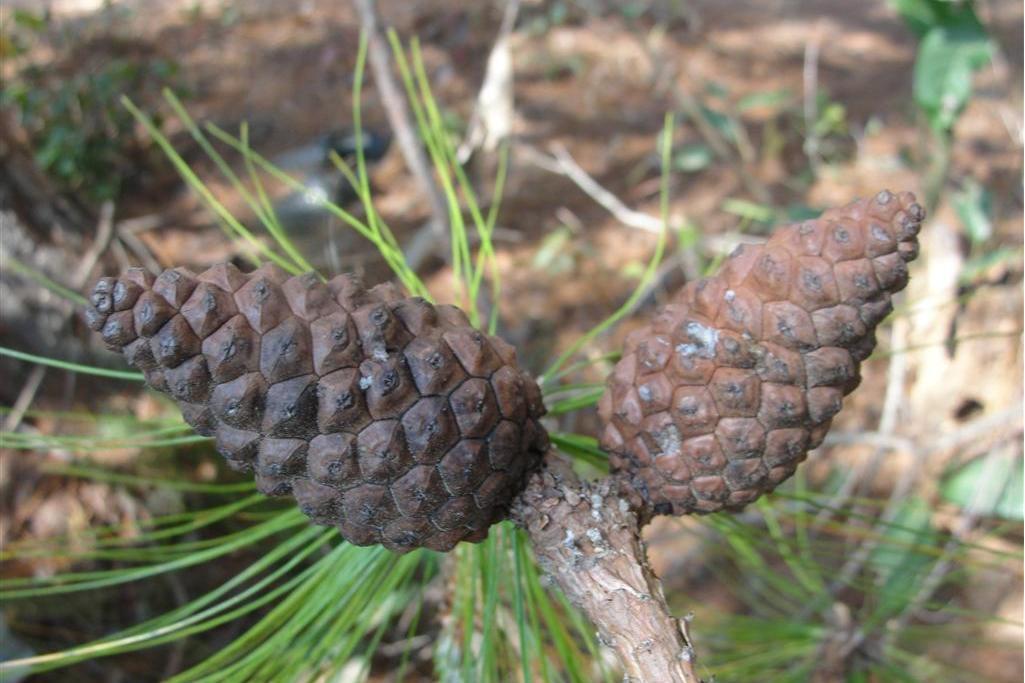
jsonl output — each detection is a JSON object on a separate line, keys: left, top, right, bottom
{"left": 598, "top": 190, "right": 925, "bottom": 516}
{"left": 84, "top": 263, "right": 548, "bottom": 552}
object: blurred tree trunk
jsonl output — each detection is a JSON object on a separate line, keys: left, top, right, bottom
{"left": 0, "top": 110, "right": 111, "bottom": 403}
{"left": 0, "top": 109, "right": 93, "bottom": 244}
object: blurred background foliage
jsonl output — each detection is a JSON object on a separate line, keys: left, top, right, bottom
{"left": 0, "top": 0, "right": 1021, "bottom": 681}
{"left": 2, "top": 8, "right": 186, "bottom": 203}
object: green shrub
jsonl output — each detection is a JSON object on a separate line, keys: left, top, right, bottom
{"left": 2, "top": 13, "right": 185, "bottom": 203}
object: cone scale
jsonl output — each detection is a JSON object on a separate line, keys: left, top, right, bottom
{"left": 85, "top": 263, "right": 548, "bottom": 552}
{"left": 598, "top": 190, "right": 925, "bottom": 515}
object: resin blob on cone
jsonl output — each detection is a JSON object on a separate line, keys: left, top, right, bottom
{"left": 85, "top": 264, "right": 548, "bottom": 552}
{"left": 598, "top": 190, "right": 925, "bottom": 515}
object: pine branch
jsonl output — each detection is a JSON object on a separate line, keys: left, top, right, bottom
{"left": 512, "top": 452, "right": 702, "bottom": 683}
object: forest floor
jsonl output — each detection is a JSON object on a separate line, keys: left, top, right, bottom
{"left": 1, "top": 0, "right": 1022, "bottom": 680}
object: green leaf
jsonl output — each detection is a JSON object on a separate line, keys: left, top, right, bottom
{"left": 673, "top": 143, "right": 713, "bottom": 172}
{"left": 735, "top": 89, "right": 792, "bottom": 113}
{"left": 952, "top": 178, "right": 993, "bottom": 244}
{"left": 867, "top": 498, "right": 934, "bottom": 586}
{"left": 890, "top": 0, "right": 988, "bottom": 37}
{"left": 889, "top": 0, "right": 943, "bottom": 36}
{"left": 942, "top": 455, "right": 1024, "bottom": 521}
{"left": 12, "top": 9, "right": 48, "bottom": 31}
{"left": 913, "top": 25, "right": 992, "bottom": 132}
{"left": 866, "top": 498, "right": 939, "bottom": 621}
{"left": 532, "top": 227, "right": 574, "bottom": 273}
{"left": 699, "top": 105, "right": 738, "bottom": 145}
{"left": 813, "top": 100, "right": 848, "bottom": 138}
{"left": 722, "top": 198, "right": 775, "bottom": 223}
{"left": 958, "top": 246, "right": 1021, "bottom": 284}
{"left": 784, "top": 203, "right": 822, "bottom": 222}
{"left": 703, "top": 80, "right": 730, "bottom": 99}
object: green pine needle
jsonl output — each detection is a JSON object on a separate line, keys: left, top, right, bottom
{"left": 0, "top": 347, "right": 144, "bottom": 381}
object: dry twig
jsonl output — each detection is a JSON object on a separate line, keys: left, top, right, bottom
{"left": 352, "top": 0, "right": 449, "bottom": 271}
{"left": 523, "top": 142, "right": 772, "bottom": 294}
{"left": 802, "top": 28, "right": 823, "bottom": 172}
{"left": 524, "top": 143, "right": 665, "bottom": 234}
{"left": 457, "top": 0, "right": 520, "bottom": 163}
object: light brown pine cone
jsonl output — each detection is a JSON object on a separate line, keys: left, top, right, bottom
{"left": 598, "top": 190, "right": 925, "bottom": 515}
{"left": 85, "top": 263, "right": 548, "bottom": 552}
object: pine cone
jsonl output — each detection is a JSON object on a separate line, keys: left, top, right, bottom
{"left": 598, "top": 190, "right": 925, "bottom": 515}
{"left": 84, "top": 263, "right": 548, "bottom": 552}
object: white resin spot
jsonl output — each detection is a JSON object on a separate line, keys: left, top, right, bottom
{"left": 675, "top": 321, "right": 719, "bottom": 359}
{"left": 654, "top": 424, "right": 682, "bottom": 456}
